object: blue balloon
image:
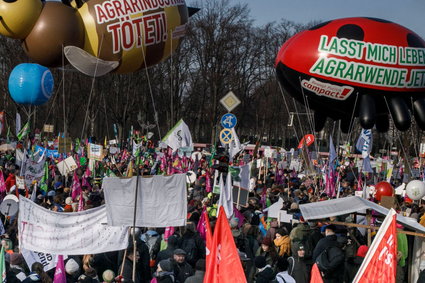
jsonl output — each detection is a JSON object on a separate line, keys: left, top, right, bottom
{"left": 8, "top": 63, "right": 54, "bottom": 106}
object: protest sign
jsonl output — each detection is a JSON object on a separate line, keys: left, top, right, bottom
{"left": 21, "top": 249, "right": 66, "bottom": 272}
{"left": 88, "top": 143, "right": 104, "bottom": 161}
{"left": 19, "top": 197, "right": 129, "bottom": 255}
{"left": 58, "top": 137, "right": 72, "bottom": 154}
{"left": 103, "top": 174, "right": 187, "bottom": 227}
{"left": 24, "top": 156, "right": 46, "bottom": 188}
{"left": 57, "top": 157, "right": 78, "bottom": 176}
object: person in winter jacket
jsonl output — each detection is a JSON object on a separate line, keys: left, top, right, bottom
{"left": 274, "top": 228, "right": 291, "bottom": 257}
{"left": 287, "top": 244, "right": 311, "bottom": 283}
{"left": 155, "top": 235, "right": 179, "bottom": 269}
{"left": 289, "top": 218, "right": 312, "bottom": 256}
{"left": 155, "top": 259, "right": 175, "bottom": 283}
{"left": 254, "top": 256, "right": 275, "bottom": 283}
{"left": 172, "top": 249, "right": 194, "bottom": 283}
{"left": 344, "top": 245, "right": 368, "bottom": 283}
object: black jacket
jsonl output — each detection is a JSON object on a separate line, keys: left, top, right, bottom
{"left": 288, "top": 256, "right": 311, "bottom": 283}
{"left": 312, "top": 234, "right": 339, "bottom": 261}
{"left": 344, "top": 256, "right": 364, "bottom": 283}
{"left": 255, "top": 267, "right": 275, "bottom": 283}
{"left": 173, "top": 261, "right": 194, "bottom": 283}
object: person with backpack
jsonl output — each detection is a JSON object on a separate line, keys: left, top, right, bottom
{"left": 274, "top": 257, "right": 296, "bottom": 283}
{"left": 313, "top": 225, "right": 345, "bottom": 283}
{"left": 287, "top": 245, "right": 311, "bottom": 283}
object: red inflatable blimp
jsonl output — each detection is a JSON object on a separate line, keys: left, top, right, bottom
{"left": 276, "top": 17, "right": 425, "bottom": 132}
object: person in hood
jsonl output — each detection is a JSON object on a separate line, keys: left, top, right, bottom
{"left": 155, "top": 259, "right": 175, "bottom": 283}
{"left": 23, "top": 262, "right": 52, "bottom": 283}
{"left": 287, "top": 245, "right": 311, "bottom": 283}
{"left": 254, "top": 256, "right": 275, "bottom": 283}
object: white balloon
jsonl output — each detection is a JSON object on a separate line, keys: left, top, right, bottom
{"left": 406, "top": 180, "right": 425, "bottom": 200}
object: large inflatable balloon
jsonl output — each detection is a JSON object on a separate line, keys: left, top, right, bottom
{"left": 8, "top": 63, "right": 54, "bottom": 106}
{"left": 374, "top": 181, "right": 394, "bottom": 201}
{"left": 0, "top": 0, "right": 194, "bottom": 76}
{"left": 275, "top": 17, "right": 425, "bottom": 132}
{"left": 405, "top": 180, "right": 425, "bottom": 200}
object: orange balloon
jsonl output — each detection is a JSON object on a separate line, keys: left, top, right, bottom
{"left": 375, "top": 181, "right": 393, "bottom": 201}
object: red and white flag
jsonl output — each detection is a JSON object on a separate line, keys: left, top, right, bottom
{"left": 204, "top": 206, "right": 246, "bottom": 283}
{"left": 353, "top": 209, "right": 397, "bottom": 283}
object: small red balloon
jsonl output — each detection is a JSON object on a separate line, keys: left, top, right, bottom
{"left": 375, "top": 181, "right": 394, "bottom": 201}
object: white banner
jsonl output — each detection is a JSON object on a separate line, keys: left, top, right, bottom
{"left": 21, "top": 249, "right": 67, "bottom": 272}
{"left": 19, "top": 197, "right": 129, "bottom": 255}
{"left": 103, "top": 174, "right": 187, "bottom": 227}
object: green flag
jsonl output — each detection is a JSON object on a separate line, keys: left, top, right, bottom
{"left": 40, "top": 162, "right": 49, "bottom": 192}
{"left": 17, "top": 122, "right": 30, "bottom": 141}
{"left": 0, "top": 246, "right": 5, "bottom": 282}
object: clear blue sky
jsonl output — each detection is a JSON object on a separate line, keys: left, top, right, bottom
{"left": 242, "top": 0, "right": 425, "bottom": 38}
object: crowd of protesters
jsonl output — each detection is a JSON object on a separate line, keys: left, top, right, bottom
{"left": 0, "top": 137, "right": 423, "bottom": 283}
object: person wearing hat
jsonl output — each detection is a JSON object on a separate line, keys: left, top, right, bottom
{"left": 289, "top": 216, "right": 311, "bottom": 256}
{"left": 287, "top": 244, "right": 311, "bottom": 283}
{"left": 312, "top": 224, "right": 339, "bottom": 261}
{"left": 254, "top": 256, "right": 275, "bottom": 283}
{"left": 172, "top": 249, "right": 194, "bottom": 283}
{"left": 155, "top": 235, "right": 179, "bottom": 269}
{"left": 255, "top": 237, "right": 278, "bottom": 268}
{"left": 155, "top": 259, "right": 175, "bottom": 283}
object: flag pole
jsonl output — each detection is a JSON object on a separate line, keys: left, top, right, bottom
{"left": 132, "top": 158, "right": 141, "bottom": 281}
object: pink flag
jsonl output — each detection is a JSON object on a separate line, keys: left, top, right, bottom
{"left": 71, "top": 172, "right": 82, "bottom": 201}
{"left": 205, "top": 170, "right": 212, "bottom": 193}
{"left": 53, "top": 255, "right": 66, "bottom": 283}
{"left": 0, "top": 171, "right": 6, "bottom": 193}
{"left": 233, "top": 206, "right": 245, "bottom": 228}
{"left": 164, "top": 227, "right": 175, "bottom": 241}
{"left": 196, "top": 208, "right": 207, "bottom": 241}
{"left": 77, "top": 191, "right": 84, "bottom": 212}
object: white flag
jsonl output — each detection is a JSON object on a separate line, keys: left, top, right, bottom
{"left": 218, "top": 173, "right": 233, "bottom": 219}
{"left": 16, "top": 113, "right": 21, "bottom": 136}
{"left": 162, "top": 119, "right": 193, "bottom": 152}
{"left": 229, "top": 128, "right": 245, "bottom": 160}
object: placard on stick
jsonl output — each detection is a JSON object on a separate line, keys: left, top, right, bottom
{"left": 232, "top": 186, "right": 249, "bottom": 208}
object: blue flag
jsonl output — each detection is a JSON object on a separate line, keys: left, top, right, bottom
{"left": 356, "top": 129, "right": 373, "bottom": 158}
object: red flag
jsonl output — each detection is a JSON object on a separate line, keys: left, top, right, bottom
{"left": 310, "top": 263, "right": 324, "bottom": 283}
{"left": 353, "top": 209, "right": 397, "bottom": 283}
{"left": 204, "top": 207, "right": 246, "bottom": 283}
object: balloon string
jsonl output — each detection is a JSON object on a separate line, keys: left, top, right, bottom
{"left": 139, "top": 36, "right": 162, "bottom": 140}
{"left": 80, "top": 35, "right": 104, "bottom": 140}
{"left": 42, "top": 77, "right": 64, "bottom": 128}
{"left": 275, "top": 76, "right": 300, "bottom": 143}
{"left": 384, "top": 96, "right": 413, "bottom": 177}
{"left": 345, "top": 92, "right": 359, "bottom": 143}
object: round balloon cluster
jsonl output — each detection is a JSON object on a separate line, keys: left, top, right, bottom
{"left": 276, "top": 17, "right": 425, "bottom": 132}
{"left": 8, "top": 63, "right": 54, "bottom": 106}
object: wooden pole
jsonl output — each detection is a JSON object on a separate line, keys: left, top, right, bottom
{"left": 366, "top": 210, "right": 372, "bottom": 246}
{"left": 330, "top": 220, "right": 425, "bottom": 238}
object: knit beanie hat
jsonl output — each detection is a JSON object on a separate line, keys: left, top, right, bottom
{"left": 159, "top": 259, "right": 174, "bottom": 272}
{"left": 356, "top": 245, "right": 369, "bottom": 258}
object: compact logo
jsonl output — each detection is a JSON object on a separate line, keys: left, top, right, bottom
{"left": 301, "top": 78, "right": 354, "bottom": 100}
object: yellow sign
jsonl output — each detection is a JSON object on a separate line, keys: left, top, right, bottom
{"left": 220, "top": 91, "right": 241, "bottom": 112}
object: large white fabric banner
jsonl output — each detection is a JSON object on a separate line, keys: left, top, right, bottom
{"left": 103, "top": 174, "right": 187, "bottom": 227}
{"left": 19, "top": 197, "right": 129, "bottom": 255}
